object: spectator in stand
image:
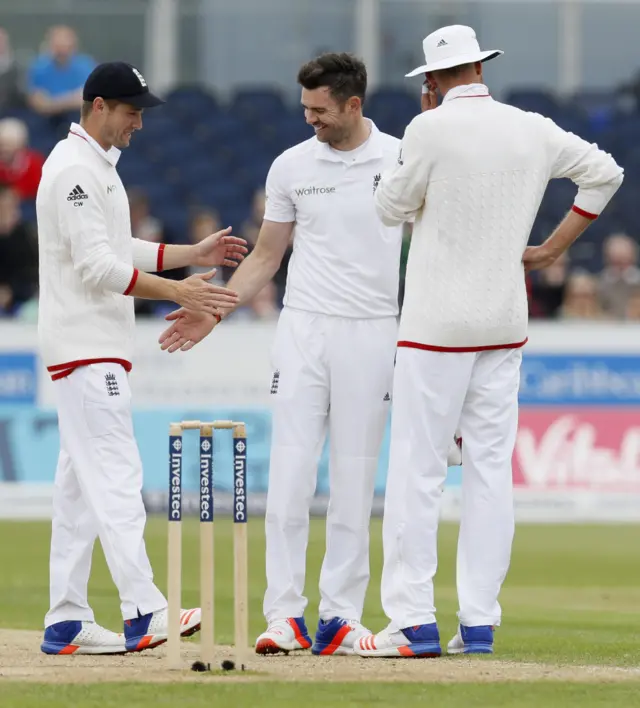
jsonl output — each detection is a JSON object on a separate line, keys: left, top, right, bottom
{"left": 0, "top": 118, "right": 45, "bottom": 200}
{"left": 624, "top": 286, "right": 640, "bottom": 320}
{"left": 0, "top": 184, "right": 38, "bottom": 315}
{"left": 0, "top": 28, "right": 23, "bottom": 112}
{"left": 27, "top": 26, "right": 95, "bottom": 119}
{"left": 128, "top": 187, "right": 164, "bottom": 243}
{"left": 598, "top": 233, "right": 640, "bottom": 318}
{"left": 188, "top": 208, "right": 225, "bottom": 280}
{"left": 559, "top": 272, "right": 607, "bottom": 321}
{"left": 528, "top": 251, "right": 569, "bottom": 318}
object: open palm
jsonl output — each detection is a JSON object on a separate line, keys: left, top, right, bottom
{"left": 195, "top": 227, "right": 248, "bottom": 267}
{"left": 158, "top": 308, "right": 217, "bottom": 353}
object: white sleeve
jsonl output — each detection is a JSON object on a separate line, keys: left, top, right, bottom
{"left": 374, "top": 117, "right": 432, "bottom": 227}
{"left": 542, "top": 116, "right": 624, "bottom": 217}
{"left": 263, "top": 156, "right": 295, "bottom": 223}
{"left": 56, "top": 165, "right": 136, "bottom": 293}
{"left": 132, "top": 238, "right": 163, "bottom": 272}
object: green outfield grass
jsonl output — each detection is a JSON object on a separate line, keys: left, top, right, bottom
{"left": 1, "top": 517, "right": 639, "bottom": 706}
{"left": 1, "top": 682, "right": 640, "bottom": 708}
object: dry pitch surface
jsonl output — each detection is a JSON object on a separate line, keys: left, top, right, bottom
{"left": 1, "top": 630, "right": 639, "bottom": 685}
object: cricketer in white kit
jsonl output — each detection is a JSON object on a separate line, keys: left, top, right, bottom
{"left": 159, "top": 52, "right": 462, "bottom": 656}
{"left": 354, "top": 25, "right": 624, "bottom": 659}
{"left": 37, "top": 61, "right": 246, "bottom": 655}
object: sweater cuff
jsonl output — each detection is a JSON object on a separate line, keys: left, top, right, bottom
{"left": 123, "top": 268, "right": 139, "bottom": 295}
{"left": 157, "top": 243, "right": 166, "bottom": 272}
{"left": 131, "top": 239, "right": 164, "bottom": 272}
{"left": 571, "top": 204, "right": 598, "bottom": 220}
{"left": 572, "top": 176, "right": 622, "bottom": 218}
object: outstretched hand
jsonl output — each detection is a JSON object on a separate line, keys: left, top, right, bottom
{"left": 173, "top": 269, "right": 239, "bottom": 316}
{"left": 158, "top": 308, "right": 218, "bottom": 353}
{"left": 194, "top": 226, "right": 248, "bottom": 268}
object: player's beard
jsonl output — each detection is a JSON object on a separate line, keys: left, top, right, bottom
{"left": 114, "top": 131, "right": 132, "bottom": 149}
{"left": 318, "top": 123, "right": 349, "bottom": 147}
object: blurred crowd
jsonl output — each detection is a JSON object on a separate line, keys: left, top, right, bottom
{"left": 0, "top": 23, "right": 638, "bottom": 323}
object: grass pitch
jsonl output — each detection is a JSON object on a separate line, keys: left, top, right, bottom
{"left": 0, "top": 517, "right": 638, "bottom": 706}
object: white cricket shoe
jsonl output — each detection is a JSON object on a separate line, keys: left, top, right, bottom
{"left": 254, "top": 617, "right": 312, "bottom": 655}
{"left": 447, "top": 627, "right": 465, "bottom": 654}
{"left": 124, "top": 607, "right": 201, "bottom": 652}
{"left": 312, "top": 617, "right": 372, "bottom": 655}
{"left": 41, "top": 620, "right": 126, "bottom": 655}
{"left": 447, "top": 624, "right": 495, "bottom": 654}
{"left": 354, "top": 623, "right": 442, "bottom": 658}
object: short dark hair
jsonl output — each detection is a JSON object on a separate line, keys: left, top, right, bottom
{"left": 431, "top": 62, "right": 476, "bottom": 80}
{"left": 80, "top": 97, "right": 125, "bottom": 119}
{"left": 297, "top": 52, "right": 367, "bottom": 104}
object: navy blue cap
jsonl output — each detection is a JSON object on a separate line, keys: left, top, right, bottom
{"left": 83, "top": 62, "right": 164, "bottom": 109}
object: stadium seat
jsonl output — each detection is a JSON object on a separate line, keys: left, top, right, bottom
{"left": 230, "top": 88, "right": 288, "bottom": 124}
{"left": 570, "top": 90, "right": 616, "bottom": 132}
{"left": 164, "top": 85, "right": 220, "bottom": 123}
{"left": 505, "top": 88, "right": 560, "bottom": 118}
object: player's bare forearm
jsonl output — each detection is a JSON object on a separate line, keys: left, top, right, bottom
{"left": 128, "top": 269, "right": 179, "bottom": 301}
{"left": 222, "top": 250, "right": 279, "bottom": 316}
{"left": 160, "top": 228, "right": 248, "bottom": 271}
{"left": 543, "top": 210, "right": 593, "bottom": 256}
{"left": 160, "top": 244, "right": 199, "bottom": 270}
{"left": 522, "top": 210, "right": 592, "bottom": 271}
{"left": 128, "top": 269, "right": 238, "bottom": 316}
{"left": 220, "top": 220, "right": 293, "bottom": 319}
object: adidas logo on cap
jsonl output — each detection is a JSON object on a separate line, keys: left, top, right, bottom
{"left": 436, "top": 38, "right": 448, "bottom": 47}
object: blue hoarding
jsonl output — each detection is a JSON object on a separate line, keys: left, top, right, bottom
{"left": 0, "top": 353, "right": 37, "bottom": 405}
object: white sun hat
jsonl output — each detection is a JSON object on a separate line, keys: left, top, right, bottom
{"left": 405, "top": 24, "right": 503, "bottom": 77}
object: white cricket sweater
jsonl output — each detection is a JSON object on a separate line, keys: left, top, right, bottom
{"left": 36, "top": 123, "right": 164, "bottom": 378}
{"left": 375, "top": 84, "right": 624, "bottom": 351}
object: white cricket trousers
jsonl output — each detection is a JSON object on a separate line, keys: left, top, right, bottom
{"left": 263, "top": 307, "right": 397, "bottom": 623}
{"left": 381, "top": 346, "right": 522, "bottom": 631}
{"left": 45, "top": 363, "right": 166, "bottom": 627}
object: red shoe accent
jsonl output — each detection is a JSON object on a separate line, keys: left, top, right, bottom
{"left": 255, "top": 638, "right": 288, "bottom": 655}
{"left": 58, "top": 644, "right": 79, "bottom": 655}
{"left": 362, "top": 634, "right": 377, "bottom": 651}
{"left": 135, "top": 635, "right": 154, "bottom": 651}
{"left": 319, "top": 625, "right": 352, "bottom": 655}
{"left": 181, "top": 609, "right": 197, "bottom": 626}
{"left": 287, "top": 618, "right": 311, "bottom": 649}
{"left": 398, "top": 646, "right": 416, "bottom": 656}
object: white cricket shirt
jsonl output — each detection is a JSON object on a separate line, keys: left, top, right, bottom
{"left": 37, "top": 123, "right": 164, "bottom": 378}
{"left": 375, "top": 84, "right": 624, "bottom": 351}
{"left": 264, "top": 120, "right": 403, "bottom": 318}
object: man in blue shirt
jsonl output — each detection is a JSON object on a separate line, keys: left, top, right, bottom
{"left": 27, "top": 26, "right": 95, "bottom": 117}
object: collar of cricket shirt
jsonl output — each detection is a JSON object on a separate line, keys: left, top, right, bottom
{"left": 315, "top": 118, "right": 384, "bottom": 164}
{"left": 68, "top": 122, "right": 121, "bottom": 167}
{"left": 442, "top": 83, "right": 491, "bottom": 103}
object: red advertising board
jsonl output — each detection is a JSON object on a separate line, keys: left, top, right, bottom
{"left": 514, "top": 409, "right": 640, "bottom": 491}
